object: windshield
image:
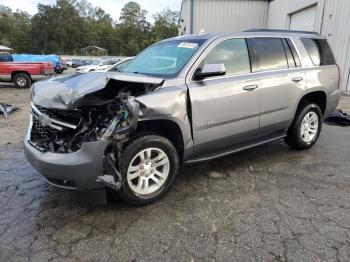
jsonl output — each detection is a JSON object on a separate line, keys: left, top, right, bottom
{"left": 122, "top": 39, "right": 205, "bottom": 77}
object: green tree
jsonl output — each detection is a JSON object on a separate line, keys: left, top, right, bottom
{"left": 118, "top": 2, "right": 151, "bottom": 55}
{"left": 31, "top": 0, "right": 89, "bottom": 54}
{"left": 152, "top": 8, "right": 179, "bottom": 42}
{"left": 0, "top": 5, "right": 32, "bottom": 52}
{"left": 0, "top": 1, "right": 179, "bottom": 56}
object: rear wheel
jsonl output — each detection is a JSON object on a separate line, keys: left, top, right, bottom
{"left": 284, "top": 102, "right": 322, "bottom": 150}
{"left": 118, "top": 132, "right": 179, "bottom": 206}
{"left": 13, "top": 73, "right": 31, "bottom": 88}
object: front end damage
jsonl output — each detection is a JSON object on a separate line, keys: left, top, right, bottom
{"left": 24, "top": 72, "right": 163, "bottom": 190}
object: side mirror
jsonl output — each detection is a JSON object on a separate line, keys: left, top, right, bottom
{"left": 194, "top": 64, "right": 226, "bottom": 80}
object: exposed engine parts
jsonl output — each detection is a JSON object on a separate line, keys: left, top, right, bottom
{"left": 28, "top": 77, "right": 161, "bottom": 154}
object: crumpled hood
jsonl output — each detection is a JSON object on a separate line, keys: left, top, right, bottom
{"left": 31, "top": 72, "right": 164, "bottom": 110}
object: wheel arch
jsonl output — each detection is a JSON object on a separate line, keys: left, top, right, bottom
{"left": 136, "top": 119, "right": 185, "bottom": 162}
{"left": 11, "top": 71, "right": 32, "bottom": 80}
{"left": 296, "top": 90, "right": 327, "bottom": 116}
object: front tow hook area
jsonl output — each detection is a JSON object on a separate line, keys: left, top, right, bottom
{"left": 96, "top": 153, "right": 123, "bottom": 191}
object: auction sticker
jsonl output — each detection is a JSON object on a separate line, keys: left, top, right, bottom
{"left": 177, "top": 42, "right": 198, "bottom": 49}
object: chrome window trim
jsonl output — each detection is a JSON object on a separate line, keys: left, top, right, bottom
{"left": 187, "top": 36, "right": 305, "bottom": 84}
{"left": 190, "top": 67, "right": 303, "bottom": 83}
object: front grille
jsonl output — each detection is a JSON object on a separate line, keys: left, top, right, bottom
{"left": 30, "top": 117, "right": 59, "bottom": 151}
{"left": 35, "top": 105, "right": 81, "bottom": 125}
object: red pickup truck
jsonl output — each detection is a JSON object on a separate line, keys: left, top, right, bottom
{"left": 0, "top": 53, "right": 54, "bottom": 88}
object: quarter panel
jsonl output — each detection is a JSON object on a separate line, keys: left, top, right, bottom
{"left": 303, "top": 65, "right": 340, "bottom": 117}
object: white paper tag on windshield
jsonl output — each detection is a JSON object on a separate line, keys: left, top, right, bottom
{"left": 177, "top": 42, "right": 198, "bottom": 49}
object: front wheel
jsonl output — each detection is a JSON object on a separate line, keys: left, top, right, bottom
{"left": 118, "top": 133, "right": 179, "bottom": 206}
{"left": 284, "top": 103, "right": 323, "bottom": 150}
{"left": 13, "top": 73, "right": 32, "bottom": 88}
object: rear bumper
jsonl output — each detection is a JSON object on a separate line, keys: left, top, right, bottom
{"left": 24, "top": 138, "right": 110, "bottom": 190}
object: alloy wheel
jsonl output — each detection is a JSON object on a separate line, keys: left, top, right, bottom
{"left": 126, "top": 147, "right": 170, "bottom": 195}
{"left": 16, "top": 77, "right": 27, "bottom": 87}
{"left": 300, "top": 111, "right": 319, "bottom": 143}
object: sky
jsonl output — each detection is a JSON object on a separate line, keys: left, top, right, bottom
{"left": 1, "top": 0, "right": 182, "bottom": 22}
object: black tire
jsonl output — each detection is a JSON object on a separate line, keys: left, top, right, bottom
{"left": 13, "top": 73, "right": 32, "bottom": 89}
{"left": 284, "top": 102, "right": 323, "bottom": 150}
{"left": 117, "top": 132, "right": 179, "bottom": 206}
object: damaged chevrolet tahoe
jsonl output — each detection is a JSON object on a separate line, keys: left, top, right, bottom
{"left": 25, "top": 30, "right": 340, "bottom": 205}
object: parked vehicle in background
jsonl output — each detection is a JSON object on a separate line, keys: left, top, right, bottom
{"left": 25, "top": 30, "right": 340, "bottom": 205}
{"left": 76, "top": 58, "right": 121, "bottom": 73}
{"left": 82, "top": 60, "right": 92, "bottom": 65}
{"left": 72, "top": 59, "right": 83, "bottom": 68}
{"left": 54, "top": 59, "right": 66, "bottom": 74}
{"left": 66, "top": 59, "right": 73, "bottom": 67}
{"left": 93, "top": 57, "right": 134, "bottom": 72}
{"left": 0, "top": 53, "right": 54, "bottom": 88}
{"left": 61, "top": 60, "right": 68, "bottom": 70}
{"left": 12, "top": 54, "right": 62, "bottom": 74}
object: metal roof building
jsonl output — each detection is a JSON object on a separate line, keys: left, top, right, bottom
{"left": 79, "top": 46, "right": 108, "bottom": 56}
{"left": 179, "top": 0, "right": 350, "bottom": 93}
{"left": 0, "top": 45, "right": 13, "bottom": 53}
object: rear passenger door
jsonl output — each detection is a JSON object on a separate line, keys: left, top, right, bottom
{"left": 246, "top": 37, "right": 306, "bottom": 135}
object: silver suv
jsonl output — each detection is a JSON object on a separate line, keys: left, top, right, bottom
{"left": 25, "top": 30, "right": 340, "bottom": 205}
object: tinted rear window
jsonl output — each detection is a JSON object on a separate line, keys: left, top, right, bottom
{"left": 246, "top": 38, "right": 288, "bottom": 72}
{"left": 301, "top": 38, "right": 335, "bottom": 66}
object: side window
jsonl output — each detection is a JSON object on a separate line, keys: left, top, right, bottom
{"left": 301, "top": 38, "right": 336, "bottom": 66}
{"left": 247, "top": 38, "right": 288, "bottom": 72}
{"left": 202, "top": 38, "right": 251, "bottom": 76}
{"left": 301, "top": 38, "right": 321, "bottom": 66}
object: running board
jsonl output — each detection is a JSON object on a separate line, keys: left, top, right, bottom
{"left": 186, "top": 132, "right": 286, "bottom": 164}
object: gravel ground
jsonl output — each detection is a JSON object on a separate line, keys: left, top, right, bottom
{"left": 1, "top": 78, "right": 350, "bottom": 261}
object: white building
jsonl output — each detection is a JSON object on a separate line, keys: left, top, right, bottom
{"left": 179, "top": 0, "right": 350, "bottom": 93}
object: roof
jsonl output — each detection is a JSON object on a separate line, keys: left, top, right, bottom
{"left": 170, "top": 29, "right": 325, "bottom": 42}
{"left": 79, "top": 46, "right": 108, "bottom": 52}
{"left": 0, "top": 45, "right": 13, "bottom": 51}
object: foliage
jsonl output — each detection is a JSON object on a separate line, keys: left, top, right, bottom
{"left": 0, "top": 0, "right": 179, "bottom": 55}
{"left": 152, "top": 8, "right": 179, "bottom": 42}
{"left": 0, "top": 6, "right": 32, "bottom": 52}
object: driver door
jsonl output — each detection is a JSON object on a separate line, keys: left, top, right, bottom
{"left": 186, "top": 38, "right": 260, "bottom": 157}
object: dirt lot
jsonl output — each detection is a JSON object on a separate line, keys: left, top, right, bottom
{"left": 1, "top": 80, "right": 350, "bottom": 261}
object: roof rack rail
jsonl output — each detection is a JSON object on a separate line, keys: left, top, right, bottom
{"left": 244, "top": 29, "right": 320, "bottom": 35}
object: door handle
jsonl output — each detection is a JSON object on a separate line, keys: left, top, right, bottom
{"left": 292, "top": 77, "right": 303, "bottom": 83}
{"left": 243, "top": 84, "right": 258, "bottom": 91}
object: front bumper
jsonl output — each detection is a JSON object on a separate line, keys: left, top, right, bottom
{"left": 24, "top": 138, "right": 110, "bottom": 190}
